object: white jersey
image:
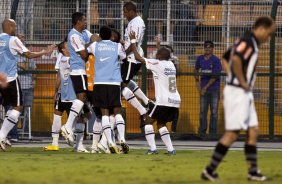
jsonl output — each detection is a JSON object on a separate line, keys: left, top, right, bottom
{"left": 124, "top": 16, "right": 145, "bottom": 63}
{"left": 55, "top": 52, "right": 63, "bottom": 71}
{"left": 145, "top": 59, "right": 181, "bottom": 108}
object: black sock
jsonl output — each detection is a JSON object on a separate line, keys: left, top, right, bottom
{"left": 206, "top": 142, "right": 229, "bottom": 173}
{"left": 244, "top": 144, "right": 257, "bottom": 174}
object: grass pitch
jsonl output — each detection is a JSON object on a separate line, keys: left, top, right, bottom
{"left": 0, "top": 148, "right": 281, "bottom": 184}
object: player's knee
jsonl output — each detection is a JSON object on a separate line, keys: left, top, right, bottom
{"left": 127, "top": 80, "right": 138, "bottom": 91}
{"left": 122, "top": 87, "right": 134, "bottom": 100}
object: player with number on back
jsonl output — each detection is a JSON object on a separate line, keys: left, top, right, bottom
{"left": 129, "top": 31, "right": 181, "bottom": 155}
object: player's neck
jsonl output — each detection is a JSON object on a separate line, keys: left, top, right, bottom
{"left": 128, "top": 15, "right": 137, "bottom": 22}
{"left": 73, "top": 26, "right": 83, "bottom": 33}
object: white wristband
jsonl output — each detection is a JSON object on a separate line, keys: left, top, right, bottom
{"left": 130, "top": 39, "right": 137, "bottom": 43}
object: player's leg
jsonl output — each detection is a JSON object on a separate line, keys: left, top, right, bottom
{"left": 62, "top": 75, "right": 87, "bottom": 145}
{"left": 202, "top": 130, "right": 239, "bottom": 181}
{"left": 143, "top": 104, "right": 158, "bottom": 154}
{"left": 127, "top": 80, "right": 149, "bottom": 105}
{"left": 97, "top": 132, "right": 111, "bottom": 154}
{"left": 74, "top": 104, "right": 91, "bottom": 153}
{"left": 209, "top": 90, "right": 220, "bottom": 138}
{"left": 113, "top": 107, "right": 129, "bottom": 153}
{"left": 245, "top": 101, "right": 267, "bottom": 181}
{"left": 0, "top": 79, "right": 23, "bottom": 151}
{"left": 91, "top": 108, "right": 102, "bottom": 153}
{"left": 157, "top": 121, "right": 175, "bottom": 155}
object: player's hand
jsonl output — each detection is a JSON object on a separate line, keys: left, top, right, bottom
{"left": 200, "top": 86, "right": 207, "bottom": 96}
{"left": 195, "top": 81, "right": 201, "bottom": 92}
{"left": 154, "top": 35, "right": 161, "bottom": 44}
{"left": 44, "top": 44, "right": 56, "bottom": 55}
{"left": 0, "top": 73, "right": 8, "bottom": 88}
{"left": 129, "top": 31, "right": 136, "bottom": 40}
{"left": 90, "top": 33, "right": 101, "bottom": 42}
{"left": 241, "top": 83, "right": 251, "bottom": 92}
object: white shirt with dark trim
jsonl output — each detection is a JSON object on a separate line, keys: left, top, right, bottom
{"left": 145, "top": 58, "right": 181, "bottom": 108}
{"left": 124, "top": 16, "right": 145, "bottom": 63}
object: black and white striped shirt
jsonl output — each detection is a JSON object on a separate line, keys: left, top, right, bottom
{"left": 223, "top": 31, "right": 259, "bottom": 89}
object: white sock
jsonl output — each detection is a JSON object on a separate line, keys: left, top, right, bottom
{"left": 109, "top": 116, "right": 116, "bottom": 144}
{"left": 100, "top": 132, "right": 109, "bottom": 150}
{"left": 122, "top": 87, "right": 147, "bottom": 115}
{"left": 133, "top": 87, "right": 149, "bottom": 105}
{"left": 51, "top": 114, "right": 61, "bottom": 146}
{"left": 159, "top": 126, "right": 174, "bottom": 152}
{"left": 92, "top": 118, "right": 102, "bottom": 149}
{"left": 74, "top": 121, "right": 85, "bottom": 149}
{"left": 144, "top": 124, "right": 156, "bottom": 151}
{"left": 102, "top": 116, "right": 114, "bottom": 145}
{"left": 115, "top": 114, "right": 125, "bottom": 142}
{"left": 0, "top": 109, "right": 21, "bottom": 140}
{"left": 65, "top": 99, "right": 84, "bottom": 131}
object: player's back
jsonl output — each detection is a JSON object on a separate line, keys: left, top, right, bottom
{"left": 93, "top": 40, "right": 122, "bottom": 84}
{"left": 225, "top": 31, "right": 259, "bottom": 88}
{"left": 146, "top": 58, "right": 181, "bottom": 108}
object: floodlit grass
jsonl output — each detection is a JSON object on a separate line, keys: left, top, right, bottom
{"left": 0, "top": 148, "right": 281, "bottom": 184}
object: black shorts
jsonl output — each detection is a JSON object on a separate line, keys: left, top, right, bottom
{"left": 147, "top": 104, "right": 179, "bottom": 122}
{"left": 54, "top": 97, "right": 72, "bottom": 115}
{"left": 0, "top": 78, "right": 23, "bottom": 107}
{"left": 121, "top": 61, "right": 142, "bottom": 83}
{"left": 70, "top": 75, "right": 88, "bottom": 94}
{"left": 92, "top": 84, "right": 121, "bottom": 109}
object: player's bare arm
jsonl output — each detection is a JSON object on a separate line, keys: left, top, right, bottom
{"left": 23, "top": 44, "right": 56, "bottom": 59}
{"left": 129, "top": 31, "right": 145, "bottom": 64}
{"left": 231, "top": 54, "right": 250, "bottom": 91}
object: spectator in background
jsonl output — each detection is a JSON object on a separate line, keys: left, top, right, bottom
{"left": 194, "top": 41, "right": 222, "bottom": 139}
{"left": 90, "top": 0, "right": 100, "bottom": 33}
{"left": 155, "top": 35, "right": 179, "bottom": 133}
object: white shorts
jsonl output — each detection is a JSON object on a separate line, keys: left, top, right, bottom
{"left": 223, "top": 85, "right": 258, "bottom": 131}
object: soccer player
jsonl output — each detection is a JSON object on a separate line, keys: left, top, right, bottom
{"left": 201, "top": 16, "right": 275, "bottom": 181}
{"left": 61, "top": 12, "right": 95, "bottom": 146}
{"left": 0, "top": 19, "right": 55, "bottom": 151}
{"left": 129, "top": 32, "right": 180, "bottom": 155}
{"left": 122, "top": 1, "right": 150, "bottom": 127}
{"left": 44, "top": 41, "right": 90, "bottom": 152}
{"left": 87, "top": 25, "right": 127, "bottom": 154}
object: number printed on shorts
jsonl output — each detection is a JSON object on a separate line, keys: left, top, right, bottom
{"left": 168, "top": 76, "right": 176, "bottom": 93}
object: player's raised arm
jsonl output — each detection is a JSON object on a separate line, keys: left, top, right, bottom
{"left": 129, "top": 31, "right": 145, "bottom": 64}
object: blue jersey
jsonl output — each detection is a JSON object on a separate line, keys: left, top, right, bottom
{"left": 68, "top": 28, "right": 86, "bottom": 71}
{"left": 0, "top": 34, "right": 17, "bottom": 77}
{"left": 58, "top": 56, "right": 76, "bottom": 101}
{"left": 88, "top": 40, "right": 125, "bottom": 84}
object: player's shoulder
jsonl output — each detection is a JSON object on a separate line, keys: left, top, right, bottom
{"left": 131, "top": 16, "right": 145, "bottom": 25}
{"left": 146, "top": 58, "right": 159, "bottom": 65}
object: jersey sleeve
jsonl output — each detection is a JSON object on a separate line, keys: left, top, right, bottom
{"left": 118, "top": 43, "right": 126, "bottom": 60}
{"left": 87, "top": 42, "right": 96, "bottom": 55}
{"left": 9, "top": 37, "right": 29, "bottom": 54}
{"left": 145, "top": 58, "right": 159, "bottom": 71}
{"left": 84, "top": 29, "right": 93, "bottom": 38}
{"left": 70, "top": 34, "right": 85, "bottom": 52}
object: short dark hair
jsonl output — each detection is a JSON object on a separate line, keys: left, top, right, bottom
{"left": 100, "top": 26, "right": 112, "bottom": 40}
{"left": 164, "top": 45, "right": 174, "bottom": 53}
{"left": 57, "top": 40, "right": 66, "bottom": 54}
{"left": 157, "top": 47, "right": 171, "bottom": 60}
{"left": 72, "top": 12, "right": 85, "bottom": 26}
{"left": 204, "top": 40, "right": 214, "bottom": 48}
{"left": 111, "top": 28, "right": 121, "bottom": 43}
{"left": 123, "top": 1, "right": 137, "bottom": 12}
{"left": 253, "top": 16, "right": 274, "bottom": 29}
